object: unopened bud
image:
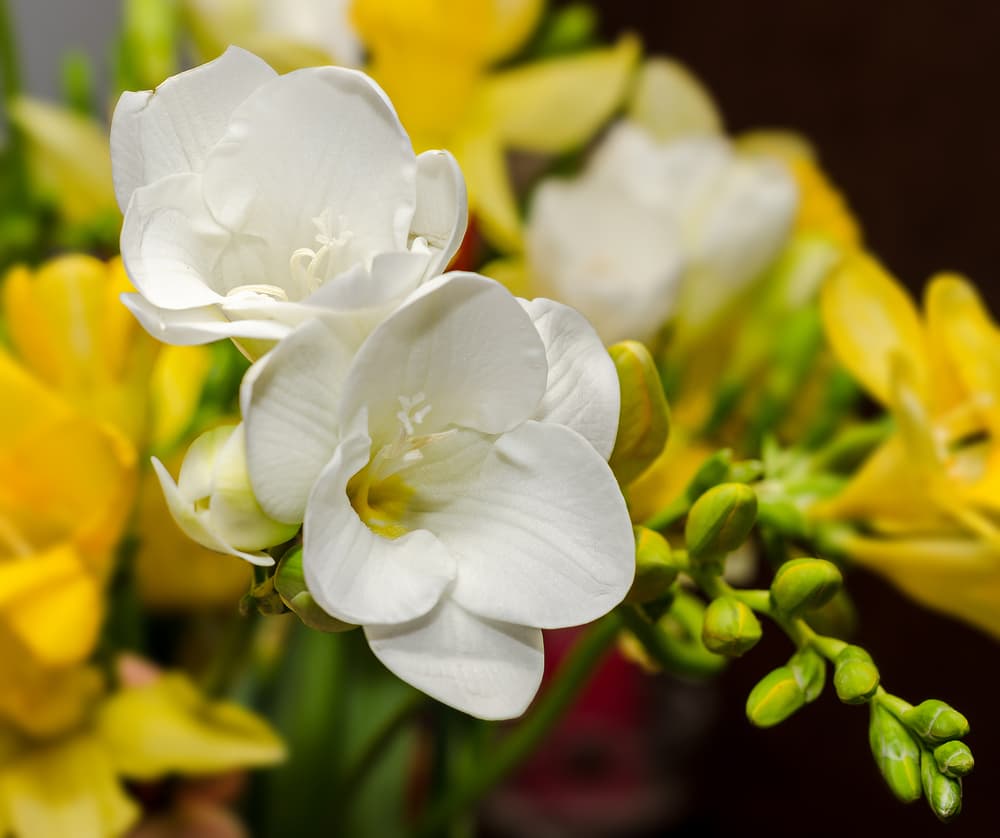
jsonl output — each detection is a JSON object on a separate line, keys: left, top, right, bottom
{"left": 608, "top": 341, "right": 671, "bottom": 486}
{"left": 770, "top": 558, "right": 842, "bottom": 614}
{"left": 275, "top": 548, "right": 356, "bottom": 633}
{"left": 869, "top": 703, "right": 922, "bottom": 803}
{"left": 788, "top": 647, "right": 826, "bottom": 703}
{"left": 626, "top": 527, "right": 680, "bottom": 604}
{"left": 685, "top": 483, "right": 757, "bottom": 560}
{"left": 903, "top": 700, "right": 970, "bottom": 744}
{"left": 746, "top": 666, "right": 806, "bottom": 728}
{"left": 701, "top": 596, "right": 762, "bottom": 657}
{"left": 921, "top": 748, "right": 963, "bottom": 822}
{"left": 833, "top": 645, "right": 879, "bottom": 704}
{"left": 934, "top": 741, "right": 974, "bottom": 778}
{"left": 687, "top": 450, "right": 733, "bottom": 497}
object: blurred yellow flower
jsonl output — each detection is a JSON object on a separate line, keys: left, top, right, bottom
{"left": 817, "top": 252, "right": 1000, "bottom": 636}
{"left": 353, "top": 0, "right": 638, "bottom": 251}
{"left": 0, "top": 666, "right": 284, "bottom": 838}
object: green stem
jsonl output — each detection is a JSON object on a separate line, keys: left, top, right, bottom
{"left": 342, "top": 690, "right": 426, "bottom": 799}
{"left": 410, "top": 613, "right": 621, "bottom": 838}
{"left": 202, "top": 609, "right": 260, "bottom": 698}
{"left": 617, "top": 603, "right": 725, "bottom": 678}
{"left": 642, "top": 494, "right": 690, "bottom": 532}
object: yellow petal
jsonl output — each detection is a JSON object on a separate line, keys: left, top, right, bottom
{"left": 480, "top": 256, "right": 532, "bottom": 297}
{"left": 149, "top": 345, "right": 213, "bottom": 452}
{"left": 736, "top": 129, "right": 817, "bottom": 163}
{"left": 626, "top": 428, "right": 716, "bottom": 524}
{"left": 820, "top": 251, "right": 929, "bottom": 406}
{"left": 484, "top": 0, "right": 544, "bottom": 61}
{"left": 453, "top": 128, "right": 524, "bottom": 252}
{"left": 924, "top": 273, "right": 1000, "bottom": 427}
{"left": 628, "top": 57, "right": 722, "bottom": 141}
{"left": 0, "top": 544, "right": 102, "bottom": 667}
{"left": 788, "top": 156, "right": 861, "bottom": 248}
{"left": 3, "top": 256, "right": 156, "bottom": 443}
{"left": 844, "top": 534, "right": 1000, "bottom": 639}
{"left": 484, "top": 35, "right": 639, "bottom": 153}
{"left": 98, "top": 672, "right": 285, "bottom": 779}
{"left": 0, "top": 733, "right": 138, "bottom": 838}
{"left": 0, "top": 654, "right": 103, "bottom": 738}
{"left": 133, "top": 464, "right": 250, "bottom": 611}
{"left": 7, "top": 98, "right": 117, "bottom": 224}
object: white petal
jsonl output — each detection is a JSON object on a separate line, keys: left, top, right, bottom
{"left": 526, "top": 177, "right": 684, "bottom": 344}
{"left": 121, "top": 293, "right": 292, "bottom": 345}
{"left": 152, "top": 456, "right": 273, "bottom": 566}
{"left": 521, "top": 298, "right": 620, "bottom": 460}
{"left": 241, "top": 318, "right": 355, "bottom": 524}
{"left": 401, "top": 421, "right": 634, "bottom": 628}
{"left": 120, "top": 173, "right": 230, "bottom": 310}
{"left": 209, "top": 425, "right": 299, "bottom": 551}
{"left": 201, "top": 67, "right": 417, "bottom": 267}
{"left": 110, "top": 46, "right": 277, "bottom": 212}
{"left": 365, "top": 598, "right": 543, "bottom": 720}
{"left": 339, "top": 273, "right": 547, "bottom": 444}
{"left": 303, "top": 435, "right": 456, "bottom": 625}
{"left": 413, "top": 150, "right": 468, "bottom": 277}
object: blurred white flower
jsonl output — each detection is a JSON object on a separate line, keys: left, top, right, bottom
{"left": 153, "top": 424, "right": 298, "bottom": 565}
{"left": 525, "top": 121, "right": 798, "bottom": 345}
{"left": 112, "top": 47, "right": 466, "bottom": 350}
{"left": 241, "top": 273, "right": 632, "bottom": 718}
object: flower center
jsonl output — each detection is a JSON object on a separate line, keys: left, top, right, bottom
{"left": 289, "top": 208, "right": 356, "bottom": 296}
{"left": 348, "top": 393, "right": 455, "bottom": 539}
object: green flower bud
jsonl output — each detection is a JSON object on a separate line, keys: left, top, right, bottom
{"left": 921, "top": 748, "right": 963, "bottom": 822}
{"left": 685, "top": 483, "right": 758, "bottom": 560}
{"left": 701, "top": 596, "right": 762, "bottom": 657}
{"left": 608, "top": 341, "right": 671, "bottom": 486}
{"left": 868, "top": 703, "right": 922, "bottom": 803}
{"left": 833, "top": 645, "right": 879, "bottom": 704}
{"left": 746, "top": 666, "right": 806, "bottom": 728}
{"left": 903, "top": 700, "right": 970, "bottom": 744}
{"left": 626, "top": 527, "right": 681, "bottom": 604}
{"left": 788, "top": 647, "right": 826, "bottom": 703}
{"left": 275, "top": 548, "right": 357, "bottom": 633}
{"left": 686, "top": 449, "right": 733, "bottom": 497}
{"left": 934, "top": 741, "right": 974, "bottom": 778}
{"left": 769, "top": 558, "right": 842, "bottom": 615}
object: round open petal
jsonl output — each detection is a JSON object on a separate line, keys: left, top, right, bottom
{"left": 338, "top": 273, "right": 547, "bottom": 444}
{"left": 412, "top": 150, "right": 468, "bottom": 277}
{"left": 242, "top": 318, "right": 356, "bottom": 523}
{"left": 201, "top": 66, "right": 417, "bottom": 271}
{"left": 111, "top": 46, "right": 277, "bottom": 212}
{"left": 303, "top": 435, "right": 456, "bottom": 625}
{"left": 521, "top": 298, "right": 620, "bottom": 460}
{"left": 365, "top": 598, "right": 544, "bottom": 720}
{"left": 394, "top": 421, "right": 634, "bottom": 629}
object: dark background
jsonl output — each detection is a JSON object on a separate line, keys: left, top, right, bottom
{"left": 591, "top": 2, "right": 999, "bottom": 835}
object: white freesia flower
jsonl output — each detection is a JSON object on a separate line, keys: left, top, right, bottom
{"left": 153, "top": 424, "right": 298, "bottom": 565}
{"left": 111, "top": 47, "right": 466, "bottom": 350}
{"left": 241, "top": 273, "right": 633, "bottom": 718}
{"left": 525, "top": 121, "right": 798, "bottom": 345}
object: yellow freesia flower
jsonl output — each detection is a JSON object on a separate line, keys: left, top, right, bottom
{"left": 817, "top": 251, "right": 1000, "bottom": 636}
{"left": 353, "top": 0, "right": 638, "bottom": 251}
{"left": 3, "top": 255, "right": 244, "bottom": 611}
{"left": 0, "top": 666, "right": 284, "bottom": 838}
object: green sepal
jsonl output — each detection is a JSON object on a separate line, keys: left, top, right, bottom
{"left": 745, "top": 666, "right": 806, "bottom": 728}
{"left": 275, "top": 548, "right": 358, "bottom": 633}
{"left": 933, "top": 741, "right": 974, "bottom": 778}
{"left": 869, "top": 703, "right": 923, "bottom": 803}
{"left": 626, "top": 527, "right": 682, "bottom": 604}
{"left": 788, "top": 647, "right": 826, "bottom": 703}
{"left": 903, "top": 700, "right": 970, "bottom": 744}
{"left": 770, "top": 558, "right": 843, "bottom": 615}
{"left": 701, "top": 596, "right": 762, "bottom": 657}
{"left": 921, "top": 748, "right": 963, "bottom": 822}
{"left": 608, "top": 341, "right": 671, "bottom": 486}
{"left": 684, "top": 483, "right": 758, "bottom": 561}
{"left": 833, "top": 645, "right": 879, "bottom": 704}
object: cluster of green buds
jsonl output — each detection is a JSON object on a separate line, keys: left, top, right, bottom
{"left": 616, "top": 444, "right": 975, "bottom": 823}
